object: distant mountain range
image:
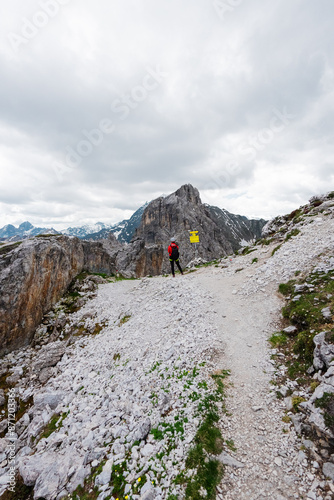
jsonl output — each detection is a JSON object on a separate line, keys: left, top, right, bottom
{"left": 0, "top": 204, "right": 148, "bottom": 244}
{"left": 0, "top": 194, "right": 266, "bottom": 248}
{"left": 0, "top": 222, "right": 59, "bottom": 242}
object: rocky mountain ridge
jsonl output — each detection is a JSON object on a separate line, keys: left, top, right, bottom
{"left": 0, "top": 222, "right": 59, "bottom": 242}
{"left": 0, "top": 188, "right": 264, "bottom": 246}
{"left": 120, "top": 184, "right": 266, "bottom": 277}
{"left": 0, "top": 235, "right": 119, "bottom": 356}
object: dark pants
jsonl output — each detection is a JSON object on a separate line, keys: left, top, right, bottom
{"left": 170, "top": 259, "right": 183, "bottom": 275}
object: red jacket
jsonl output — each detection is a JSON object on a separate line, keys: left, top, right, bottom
{"left": 168, "top": 242, "right": 179, "bottom": 258}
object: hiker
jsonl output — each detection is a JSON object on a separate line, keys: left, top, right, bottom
{"left": 168, "top": 237, "right": 184, "bottom": 277}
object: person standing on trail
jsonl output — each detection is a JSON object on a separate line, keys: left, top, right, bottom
{"left": 168, "top": 237, "right": 184, "bottom": 277}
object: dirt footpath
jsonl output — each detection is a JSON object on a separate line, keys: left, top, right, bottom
{"left": 195, "top": 263, "right": 313, "bottom": 500}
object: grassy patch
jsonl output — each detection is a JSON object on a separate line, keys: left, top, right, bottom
{"left": 241, "top": 246, "right": 256, "bottom": 255}
{"left": 182, "top": 370, "right": 229, "bottom": 499}
{"left": 251, "top": 257, "right": 258, "bottom": 264}
{"left": 269, "top": 332, "right": 288, "bottom": 347}
{"left": 285, "top": 229, "right": 300, "bottom": 241}
{"left": 185, "top": 446, "right": 223, "bottom": 500}
{"left": 271, "top": 244, "right": 282, "bottom": 256}
{"left": 0, "top": 242, "right": 22, "bottom": 256}
{"left": 278, "top": 280, "right": 296, "bottom": 296}
{"left": 292, "top": 396, "right": 306, "bottom": 412}
{"left": 255, "top": 237, "right": 273, "bottom": 245}
{"left": 71, "top": 482, "right": 99, "bottom": 499}
{"left": 272, "top": 267, "right": 334, "bottom": 391}
{"left": 315, "top": 392, "right": 334, "bottom": 432}
{"left": 282, "top": 294, "right": 326, "bottom": 331}
{"left": 119, "top": 315, "right": 131, "bottom": 326}
{"left": 39, "top": 411, "right": 69, "bottom": 440}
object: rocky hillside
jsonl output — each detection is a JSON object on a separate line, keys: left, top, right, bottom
{"left": 0, "top": 235, "right": 119, "bottom": 356}
{"left": 0, "top": 185, "right": 266, "bottom": 355}
{"left": 205, "top": 205, "right": 265, "bottom": 248}
{"left": 116, "top": 184, "right": 266, "bottom": 277}
{"left": 1, "top": 191, "right": 334, "bottom": 499}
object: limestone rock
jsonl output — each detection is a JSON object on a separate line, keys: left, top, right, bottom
{"left": 313, "top": 331, "right": 334, "bottom": 371}
{"left": 322, "top": 462, "right": 334, "bottom": 480}
{"left": 32, "top": 342, "right": 66, "bottom": 372}
{"left": 0, "top": 390, "right": 5, "bottom": 407}
{"left": 216, "top": 451, "right": 244, "bottom": 468}
{"left": 0, "top": 236, "right": 118, "bottom": 355}
{"left": 33, "top": 391, "right": 66, "bottom": 410}
{"left": 19, "top": 452, "right": 56, "bottom": 486}
{"left": 140, "top": 487, "right": 156, "bottom": 500}
{"left": 95, "top": 460, "right": 113, "bottom": 486}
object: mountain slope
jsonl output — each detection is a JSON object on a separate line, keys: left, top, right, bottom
{"left": 204, "top": 204, "right": 266, "bottom": 249}
{"left": 83, "top": 203, "right": 148, "bottom": 243}
{"left": 1, "top": 195, "right": 334, "bottom": 498}
{"left": 116, "top": 184, "right": 267, "bottom": 277}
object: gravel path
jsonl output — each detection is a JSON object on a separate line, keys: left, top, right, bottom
{"left": 195, "top": 265, "right": 306, "bottom": 499}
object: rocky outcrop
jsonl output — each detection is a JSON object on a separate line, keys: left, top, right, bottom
{"left": 122, "top": 185, "right": 232, "bottom": 276}
{"left": 205, "top": 205, "right": 266, "bottom": 248}
{"left": 118, "top": 184, "right": 265, "bottom": 277}
{"left": 0, "top": 235, "right": 118, "bottom": 355}
{"left": 115, "top": 239, "right": 164, "bottom": 278}
{"left": 262, "top": 191, "right": 334, "bottom": 238}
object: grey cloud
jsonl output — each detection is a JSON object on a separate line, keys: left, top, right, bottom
{"left": 0, "top": 0, "right": 334, "bottom": 228}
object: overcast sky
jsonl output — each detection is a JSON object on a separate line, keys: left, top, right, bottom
{"left": 0, "top": 0, "right": 333, "bottom": 229}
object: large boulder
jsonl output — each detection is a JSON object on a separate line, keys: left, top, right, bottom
{"left": 313, "top": 331, "right": 334, "bottom": 371}
{"left": 0, "top": 236, "right": 117, "bottom": 355}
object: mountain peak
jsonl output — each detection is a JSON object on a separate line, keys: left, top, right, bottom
{"left": 174, "top": 184, "right": 201, "bottom": 205}
{"left": 19, "top": 221, "right": 34, "bottom": 231}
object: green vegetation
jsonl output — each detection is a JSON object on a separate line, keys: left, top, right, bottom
{"left": 272, "top": 267, "right": 334, "bottom": 392}
{"left": 0, "top": 242, "right": 22, "bottom": 256}
{"left": 195, "top": 259, "right": 219, "bottom": 268}
{"left": 259, "top": 238, "right": 273, "bottom": 246}
{"left": 184, "top": 445, "right": 222, "bottom": 500}
{"left": 278, "top": 280, "right": 296, "bottom": 296}
{"left": 241, "top": 246, "right": 256, "bottom": 255}
{"left": 251, "top": 257, "right": 258, "bottom": 264}
{"left": 70, "top": 362, "right": 231, "bottom": 499}
{"left": 119, "top": 315, "right": 131, "bottom": 326}
{"left": 269, "top": 332, "right": 288, "bottom": 347}
{"left": 182, "top": 370, "right": 229, "bottom": 499}
{"left": 285, "top": 229, "right": 300, "bottom": 241}
{"left": 271, "top": 244, "right": 282, "bottom": 256}
{"left": 315, "top": 392, "right": 334, "bottom": 432}
{"left": 224, "top": 439, "right": 236, "bottom": 452}
{"left": 35, "top": 234, "right": 63, "bottom": 238}
{"left": 39, "top": 411, "right": 69, "bottom": 440}
{"left": 292, "top": 396, "right": 306, "bottom": 412}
